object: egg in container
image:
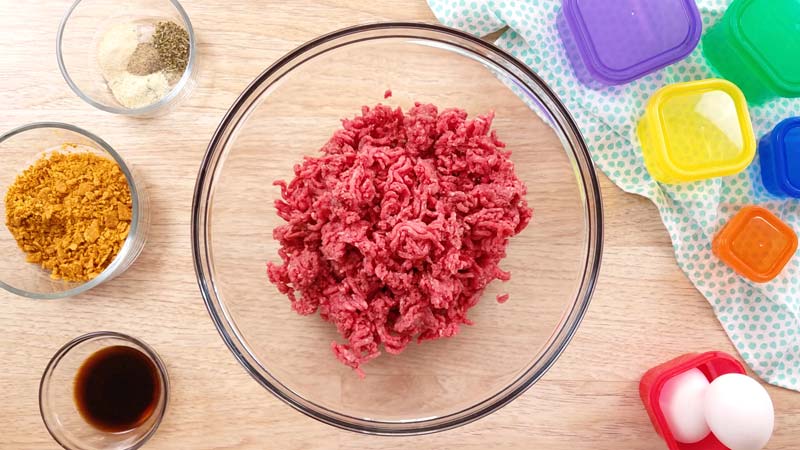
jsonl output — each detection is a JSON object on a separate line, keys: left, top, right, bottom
{"left": 641, "top": 352, "right": 744, "bottom": 450}
{"left": 704, "top": 373, "right": 774, "bottom": 450}
{"left": 640, "top": 351, "right": 776, "bottom": 450}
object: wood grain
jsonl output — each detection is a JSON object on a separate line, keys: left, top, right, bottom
{"left": 0, "top": 1, "right": 798, "bottom": 449}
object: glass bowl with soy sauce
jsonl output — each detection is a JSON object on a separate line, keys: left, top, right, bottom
{"left": 40, "top": 332, "right": 169, "bottom": 450}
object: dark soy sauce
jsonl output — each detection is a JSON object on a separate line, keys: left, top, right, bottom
{"left": 74, "top": 345, "right": 160, "bottom": 432}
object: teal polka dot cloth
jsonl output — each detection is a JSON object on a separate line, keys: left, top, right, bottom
{"left": 428, "top": 0, "right": 800, "bottom": 391}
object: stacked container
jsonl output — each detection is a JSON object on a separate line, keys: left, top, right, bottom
{"left": 558, "top": 0, "right": 702, "bottom": 87}
{"left": 759, "top": 118, "right": 800, "bottom": 198}
{"left": 703, "top": 0, "right": 800, "bottom": 104}
{"left": 713, "top": 206, "right": 798, "bottom": 283}
{"left": 637, "top": 79, "right": 756, "bottom": 183}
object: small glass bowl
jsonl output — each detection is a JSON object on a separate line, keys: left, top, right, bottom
{"left": 0, "top": 123, "right": 150, "bottom": 299}
{"left": 57, "top": 0, "right": 197, "bottom": 116}
{"left": 40, "top": 332, "right": 169, "bottom": 450}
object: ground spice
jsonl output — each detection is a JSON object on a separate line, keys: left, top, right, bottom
{"left": 96, "top": 20, "right": 182, "bottom": 109}
{"left": 152, "top": 21, "right": 189, "bottom": 74}
{"left": 97, "top": 23, "right": 139, "bottom": 78}
{"left": 108, "top": 71, "right": 170, "bottom": 109}
{"left": 4, "top": 148, "right": 133, "bottom": 282}
{"left": 126, "top": 43, "right": 162, "bottom": 75}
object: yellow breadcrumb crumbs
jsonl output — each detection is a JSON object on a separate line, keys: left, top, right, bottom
{"left": 4, "top": 147, "right": 133, "bottom": 282}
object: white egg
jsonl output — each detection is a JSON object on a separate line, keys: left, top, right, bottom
{"left": 705, "top": 373, "right": 774, "bottom": 450}
{"left": 659, "top": 368, "right": 711, "bottom": 444}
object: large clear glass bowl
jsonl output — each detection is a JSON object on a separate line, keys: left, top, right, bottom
{"left": 192, "top": 23, "right": 603, "bottom": 435}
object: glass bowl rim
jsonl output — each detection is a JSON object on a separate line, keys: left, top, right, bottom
{"left": 56, "top": 0, "right": 197, "bottom": 116}
{"left": 38, "top": 330, "right": 170, "bottom": 450}
{"left": 0, "top": 122, "right": 142, "bottom": 299}
{"left": 191, "top": 22, "right": 604, "bottom": 435}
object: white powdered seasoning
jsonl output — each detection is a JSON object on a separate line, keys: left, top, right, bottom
{"left": 97, "top": 23, "right": 139, "bottom": 77}
{"left": 107, "top": 72, "right": 169, "bottom": 109}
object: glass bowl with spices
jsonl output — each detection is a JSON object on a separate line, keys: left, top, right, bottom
{"left": 0, "top": 123, "right": 149, "bottom": 299}
{"left": 57, "top": 0, "right": 196, "bottom": 116}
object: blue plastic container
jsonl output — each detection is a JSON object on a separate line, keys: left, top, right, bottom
{"left": 759, "top": 117, "right": 800, "bottom": 197}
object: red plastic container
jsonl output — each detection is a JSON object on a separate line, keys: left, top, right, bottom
{"left": 639, "top": 352, "right": 746, "bottom": 450}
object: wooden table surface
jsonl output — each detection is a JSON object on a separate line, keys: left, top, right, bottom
{"left": 1, "top": 1, "right": 798, "bottom": 449}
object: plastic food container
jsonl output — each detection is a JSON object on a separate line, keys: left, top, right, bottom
{"left": 637, "top": 79, "right": 756, "bottom": 184}
{"left": 713, "top": 206, "right": 797, "bottom": 283}
{"left": 759, "top": 117, "right": 800, "bottom": 198}
{"left": 558, "top": 0, "right": 702, "bottom": 87}
{"left": 640, "top": 351, "right": 746, "bottom": 450}
{"left": 703, "top": 0, "right": 800, "bottom": 105}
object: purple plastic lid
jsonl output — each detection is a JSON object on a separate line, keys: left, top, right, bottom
{"left": 562, "top": 0, "right": 702, "bottom": 85}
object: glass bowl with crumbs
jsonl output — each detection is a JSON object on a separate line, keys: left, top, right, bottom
{"left": 57, "top": 0, "right": 196, "bottom": 116}
{"left": 0, "top": 123, "right": 150, "bottom": 299}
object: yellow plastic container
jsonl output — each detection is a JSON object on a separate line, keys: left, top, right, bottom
{"left": 637, "top": 79, "right": 756, "bottom": 183}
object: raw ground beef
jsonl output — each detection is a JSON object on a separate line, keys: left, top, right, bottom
{"left": 267, "top": 101, "right": 532, "bottom": 375}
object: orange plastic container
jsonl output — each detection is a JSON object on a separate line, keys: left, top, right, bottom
{"left": 713, "top": 206, "right": 797, "bottom": 282}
